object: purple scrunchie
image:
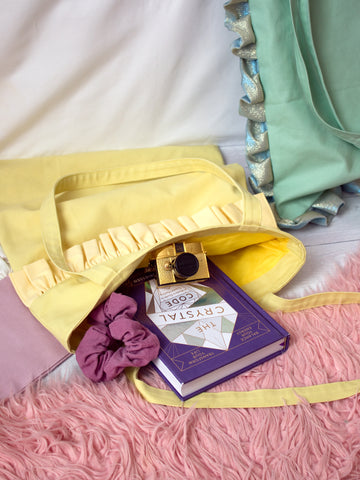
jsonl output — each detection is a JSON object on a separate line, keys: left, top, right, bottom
{"left": 76, "top": 292, "right": 160, "bottom": 382}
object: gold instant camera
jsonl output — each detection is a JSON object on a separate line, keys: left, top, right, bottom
{"left": 153, "top": 242, "right": 210, "bottom": 286}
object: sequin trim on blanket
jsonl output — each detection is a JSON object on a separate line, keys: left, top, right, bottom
{"left": 224, "top": 0, "right": 360, "bottom": 229}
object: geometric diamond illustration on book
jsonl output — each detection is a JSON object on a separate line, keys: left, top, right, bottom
{"left": 145, "top": 280, "right": 238, "bottom": 350}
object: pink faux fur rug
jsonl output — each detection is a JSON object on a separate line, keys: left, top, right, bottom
{"left": 1, "top": 249, "right": 360, "bottom": 479}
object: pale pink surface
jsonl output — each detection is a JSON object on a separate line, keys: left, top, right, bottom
{"left": 0, "top": 249, "right": 360, "bottom": 479}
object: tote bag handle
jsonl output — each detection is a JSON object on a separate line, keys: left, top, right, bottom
{"left": 290, "top": 0, "right": 360, "bottom": 148}
{"left": 126, "top": 367, "right": 360, "bottom": 409}
{"left": 40, "top": 154, "right": 360, "bottom": 306}
{"left": 40, "top": 158, "right": 254, "bottom": 277}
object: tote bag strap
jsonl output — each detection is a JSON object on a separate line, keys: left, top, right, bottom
{"left": 290, "top": 0, "right": 360, "bottom": 148}
{"left": 261, "top": 290, "right": 360, "bottom": 313}
{"left": 125, "top": 289, "right": 360, "bottom": 408}
{"left": 40, "top": 158, "right": 253, "bottom": 281}
{"left": 126, "top": 367, "right": 360, "bottom": 409}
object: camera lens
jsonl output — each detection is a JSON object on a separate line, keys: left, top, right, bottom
{"left": 173, "top": 252, "right": 199, "bottom": 279}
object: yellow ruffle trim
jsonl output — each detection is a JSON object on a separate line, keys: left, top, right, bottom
{"left": 11, "top": 202, "right": 245, "bottom": 306}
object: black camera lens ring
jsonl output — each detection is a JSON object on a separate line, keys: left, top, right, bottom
{"left": 172, "top": 252, "right": 200, "bottom": 279}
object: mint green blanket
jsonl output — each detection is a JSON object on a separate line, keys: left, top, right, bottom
{"left": 225, "top": 0, "right": 360, "bottom": 227}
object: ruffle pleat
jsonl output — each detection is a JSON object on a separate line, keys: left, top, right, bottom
{"left": 10, "top": 202, "right": 244, "bottom": 306}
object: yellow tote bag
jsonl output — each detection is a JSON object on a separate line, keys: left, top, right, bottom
{"left": 7, "top": 155, "right": 305, "bottom": 351}
{"left": 2, "top": 146, "right": 360, "bottom": 408}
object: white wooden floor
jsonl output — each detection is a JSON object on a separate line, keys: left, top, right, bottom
{"left": 280, "top": 195, "right": 360, "bottom": 297}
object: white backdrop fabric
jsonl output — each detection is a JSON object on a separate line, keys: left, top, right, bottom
{"left": 0, "top": 0, "right": 245, "bottom": 160}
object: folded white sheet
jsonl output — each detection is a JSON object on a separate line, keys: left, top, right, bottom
{"left": 0, "top": 245, "right": 10, "bottom": 280}
{"left": 0, "top": 0, "right": 245, "bottom": 159}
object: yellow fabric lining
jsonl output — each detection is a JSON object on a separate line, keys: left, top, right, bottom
{"left": 211, "top": 236, "right": 290, "bottom": 287}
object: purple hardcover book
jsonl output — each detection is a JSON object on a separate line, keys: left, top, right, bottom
{"left": 122, "top": 260, "right": 290, "bottom": 401}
